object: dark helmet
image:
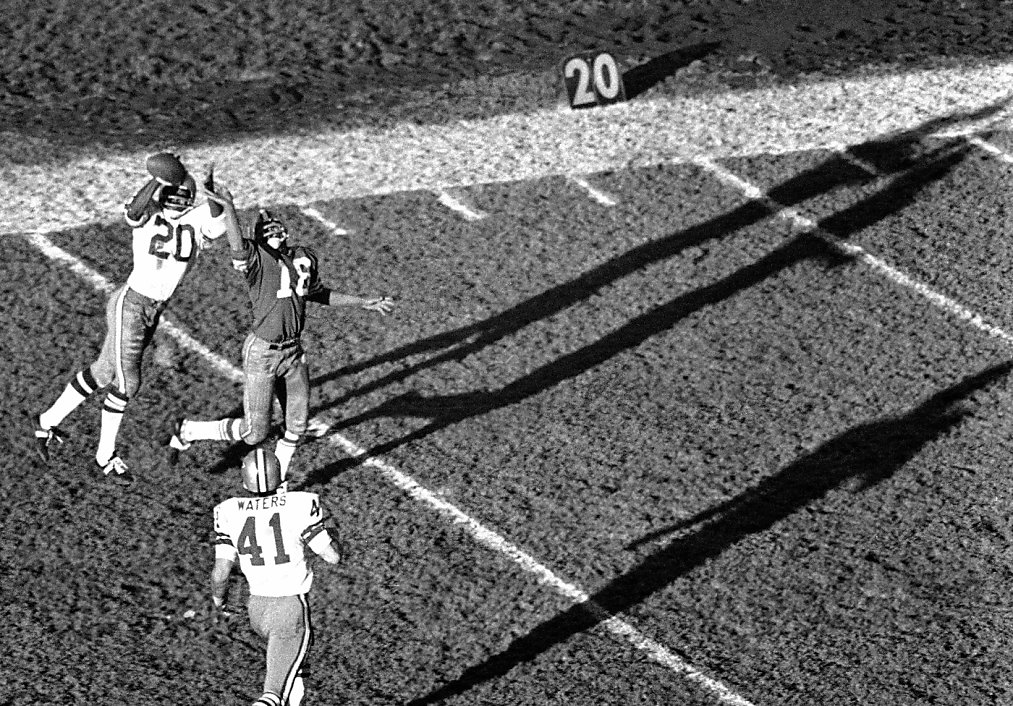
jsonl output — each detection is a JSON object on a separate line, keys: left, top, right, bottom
{"left": 240, "top": 447, "right": 283, "bottom": 494}
{"left": 253, "top": 209, "right": 288, "bottom": 244}
{"left": 160, "top": 174, "right": 197, "bottom": 213}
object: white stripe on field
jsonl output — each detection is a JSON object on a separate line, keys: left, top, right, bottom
{"left": 694, "top": 155, "right": 1013, "bottom": 348}
{"left": 966, "top": 134, "right": 1013, "bottom": 163}
{"left": 437, "top": 190, "right": 488, "bottom": 220}
{"left": 22, "top": 229, "right": 754, "bottom": 706}
{"left": 568, "top": 175, "right": 618, "bottom": 206}
{"left": 6, "top": 61, "right": 1013, "bottom": 232}
{"left": 301, "top": 206, "right": 351, "bottom": 235}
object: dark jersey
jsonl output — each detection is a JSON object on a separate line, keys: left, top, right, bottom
{"left": 238, "top": 238, "right": 329, "bottom": 343}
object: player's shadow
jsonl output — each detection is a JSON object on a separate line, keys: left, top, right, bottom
{"left": 308, "top": 98, "right": 1007, "bottom": 418}
{"left": 621, "top": 41, "right": 721, "bottom": 99}
{"left": 403, "top": 360, "right": 1012, "bottom": 705}
{"left": 305, "top": 116, "right": 978, "bottom": 485}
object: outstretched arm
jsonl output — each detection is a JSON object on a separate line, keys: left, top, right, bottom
{"left": 318, "top": 291, "right": 395, "bottom": 314}
{"left": 200, "top": 182, "right": 248, "bottom": 270}
{"left": 124, "top": 178, "right": 161, "bottom": 226}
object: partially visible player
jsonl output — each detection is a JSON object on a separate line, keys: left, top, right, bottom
{"left": 166, "top": 184, "right": 393, "bottom": 483}
{"left": 212, "top": 448, "right": 343, "bottom": 706}
{"left": 31, "top": 153, "right": 226, "bottom": 483}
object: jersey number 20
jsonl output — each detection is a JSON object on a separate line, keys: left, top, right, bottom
{"left": 237, "top": 512, "right": 292, "bottom": 566}
{"left": 148, "top": 215, "right": 196, "bottom": 261}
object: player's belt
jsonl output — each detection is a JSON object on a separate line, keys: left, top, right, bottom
{"left": 126, "top": 286, "right": 168, "bottom": 309}
{"left": 265, "top": 338, "right": 300, "bottom": 350}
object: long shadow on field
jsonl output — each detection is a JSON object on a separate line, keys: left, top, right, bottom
{"left": 404, "top": 361, "right": 1012, "bottom": 705}
{"left": 304, "top": 118, "right": 975, "bottom": 485}
{"left": 309, "top": 100, "right": 1005, "bottom": 418}
{"left": 622, "top": 42, "right": 721, "bottom": 99}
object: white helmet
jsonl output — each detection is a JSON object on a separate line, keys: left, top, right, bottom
{"left": 241, "top": 447, "right": 282, "bottom": 494}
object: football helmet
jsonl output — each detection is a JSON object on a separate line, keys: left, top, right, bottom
{"left": 160, "top": 175, "right": 196, "bottom": 213}
{"left": 253, "top": 209, "right": 288, "bottom": 246}
{"left": 241, "top": 447, "right": 283, "bottom": 494}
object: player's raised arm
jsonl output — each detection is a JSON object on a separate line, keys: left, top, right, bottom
{"left": 200, "top": 181, "right": 248, "bottom": 269}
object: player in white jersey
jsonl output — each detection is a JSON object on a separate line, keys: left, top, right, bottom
{"left": 31, "top": 157, "right": 226, "bottom": 483}
{"left": 213, "top": 448, "right": 342, "bottom": 706}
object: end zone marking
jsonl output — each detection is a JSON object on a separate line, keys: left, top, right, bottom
{"left": 695, "top": 156, "right": 1013, "bottom": 348}
{"left": 21, "top": 229, "right": 754, "bottom": 706}
{"left": 437, "top": 190, "right": 488, "bottom": 220}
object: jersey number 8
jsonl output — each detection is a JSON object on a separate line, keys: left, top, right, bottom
{"left": 276, "top": 256, "right": 312, "bottom": 299}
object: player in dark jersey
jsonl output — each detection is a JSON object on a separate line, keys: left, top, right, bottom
{"left": 166, "top": 185, "right": 393, "bottom": 482}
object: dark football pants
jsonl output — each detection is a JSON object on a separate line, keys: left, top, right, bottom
{"left": 240, "top": 333, "right": 310, "bottom": 444}
{"left": 92, "top": 285, "right": 165, "bottom": 398}
{"left": 248, "top": 593, "right": 312, "bottom": 702}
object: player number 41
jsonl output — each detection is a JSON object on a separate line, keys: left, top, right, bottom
{"left": 562, "top": 50, "right": 626, "bottom": 109}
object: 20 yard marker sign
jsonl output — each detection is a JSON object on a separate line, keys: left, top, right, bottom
{"left": 562, "top": 50, "right": 627, "bottom": 109}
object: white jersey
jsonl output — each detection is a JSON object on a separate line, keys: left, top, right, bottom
{"left": 125, "top": 204, "right": 225, "bottom": 301}
{"left": 214, "top": 490, "right": 330, "bottom": 597}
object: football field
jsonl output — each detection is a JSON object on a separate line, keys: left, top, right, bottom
{"left": 5, "top": 60, "right": 1013, "bottom": 705}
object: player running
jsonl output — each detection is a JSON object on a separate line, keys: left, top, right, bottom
{"left": 166, "top": 183, "right": 393, "bottom": 483}
{"left": 31, "top": 154, "right": 225, "bottom": 483}
{"left": 212, "top": 448, "right": 343, "bottom": 706}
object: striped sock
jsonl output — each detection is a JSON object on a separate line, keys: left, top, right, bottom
{"left": 40, "top": 369, "right": 99, "bottom": 429}
{"left": 96, "top": 390, "right": 128, "bottom": 465}
{"left": 252, "top": 692, "right": 282, "bottom": 706}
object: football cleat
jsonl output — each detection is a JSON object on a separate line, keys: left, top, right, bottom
{"left": 29, "top": 412, "right": 67, "bottom": 462}
{"left": 97, "top": 453, "right": 134, "bottom": 486}
{"left": 164, "top": 416, "right": 191, "bottom": 466}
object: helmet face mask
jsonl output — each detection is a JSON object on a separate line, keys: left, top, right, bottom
{"left": 241, "top": 447, "right": 283, "bottom": 494}
{"left": 160, "top": 176, "right": 196, "bottom": 214}
{"left": 254, "top": 209, "right": 288, "bottom": 247}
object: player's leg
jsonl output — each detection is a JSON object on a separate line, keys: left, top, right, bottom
{"left": 32, "top": 286, "right": 125, "bottom": 460}
{"left": 266, "top": 595, "right": 312, "bottom": 706}
{"left": 94, "top": 289, "right": 154, "bottom": 482}
{"left": 275, "top": 350, "right": 310, "bottom": 482}
{"left": 247, "top": 596, "right": 284, "bottom": 706}
{"left": 177, "top": 335, "right": 276, "bottom": 444}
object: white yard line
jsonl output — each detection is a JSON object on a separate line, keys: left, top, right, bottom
{"left": 21, "top": 230, "right": 756, "bottom": 706}
{"left": 301, "top": 206, "right": 351, "bottom": 235}
{"left": 568, "top": 175, "right": 619, "bottom": 206}
{"left": 694, "top": 153, "right": 1013, "bottom": 347}
{"left": 437, "top": 189, "right": 489, "bottom": 220}
{"left": 5, "top": 61, "right": 1013, "bottom": 232}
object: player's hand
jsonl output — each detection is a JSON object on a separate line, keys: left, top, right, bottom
{"left": 211, "top": 597, "right": 235, "bottom": 625}
{"left": 200, "top": 182, "right": 234, "bottom": 207}
{"left": 362, "top": 296, "right": 394, "bottom": 315}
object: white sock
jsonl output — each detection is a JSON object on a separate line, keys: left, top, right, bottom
{"left": 274, "top": 433, "right": 299, "bottom": 479}
{"left": 96, "top": 391, "right": 128, "bottom": 465}
{"left": 182, "top": 418, "right": 241, "bottom": 442}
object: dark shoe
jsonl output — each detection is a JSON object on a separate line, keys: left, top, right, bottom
{"left": 97, "top": 453, "right": 134, "bottom": 485}
{"left": 29, "top": 412, "right": 67, "bottom": 462}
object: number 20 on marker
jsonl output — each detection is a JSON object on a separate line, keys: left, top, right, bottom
{"left": 562, "top": 51, "right": 626, "bottom": 109}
